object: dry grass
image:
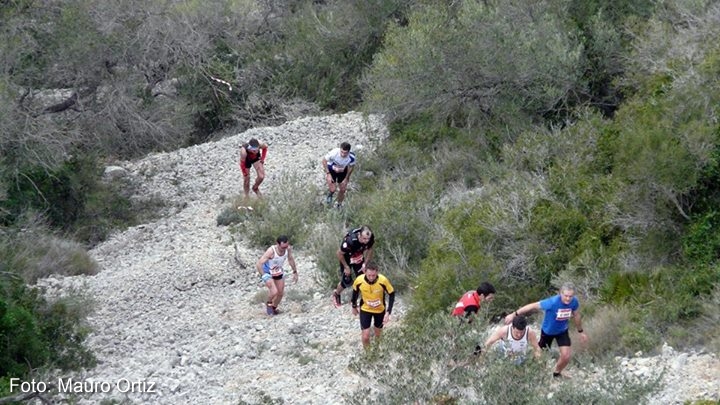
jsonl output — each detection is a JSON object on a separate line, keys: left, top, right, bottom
{"left": 2, "top": 223, "right": 98, "bottom": 284}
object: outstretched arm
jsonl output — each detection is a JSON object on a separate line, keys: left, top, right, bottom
{"left": 504, "top": 301, "right": 541, "bottom": 325}
{"left": 484, "top": 325, "right": 508, "bottom": 349}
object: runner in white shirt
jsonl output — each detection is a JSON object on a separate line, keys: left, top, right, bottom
{"left": 256, "top": 235, "right": 298, "bottom": 316}
{"left": 483, "top": 315, "right": 542, "bottom": 364}
{"left": 321, "top": 142, "right": 356, "bottom": 208}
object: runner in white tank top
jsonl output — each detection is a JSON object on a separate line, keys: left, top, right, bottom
{"left": 256, "top": 235, "right": 298, "bottom": 316}
{"left": 263, "top": 245, "right": 288, "bottom": 277}
{"left": 482, "top": 315, "right": 542, "bottom": 363}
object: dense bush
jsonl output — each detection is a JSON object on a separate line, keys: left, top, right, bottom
{"left": 347, "top": 172, "right": 439, "bottom": 290}
{"left": 0, "top": 266, "right": 95, "bottom": 385}
{"left": 0, "top": 221, "right": 96, "bottom": 389}
{"left": 362, "top": 0, "right": 584, "bottom": 130}
{"left": 225, "top": 175, "right": 328, "bottom": 249}
{"left": 250, "top": 0, "right": 412, "bottom": 111}
{"left": 0, "top": 155, "right": 137, "bottom": 245}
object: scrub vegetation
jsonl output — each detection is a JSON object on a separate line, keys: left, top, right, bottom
{"left": 2, "top": 0, "right": 720, "bottom": 402}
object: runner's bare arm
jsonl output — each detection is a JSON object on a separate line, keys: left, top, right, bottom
{"left": 239, "top": 147, "right": 247, "bottom": 168}
{"left": 343, "top": 165, "right": 354, "bottom": 181}
{"left": 256, "top": 247, "right": 274, "bottom": 275}
{"left": 484, "top": 325, "right": 507, "bottom": 348}
{"left": 337, "top": 248, "right": 350, "bottom": 270}
{"left": 260, "top": 144, "right": 268, "bottom": 162}
{"left": 504, "top": 301, "right": 541, "bottom": 325}
{"left": 364, "top": 247, "right": 373, "bottom": 263}
{"left": 528, "top": 329, "right": 542, "bottom": 358}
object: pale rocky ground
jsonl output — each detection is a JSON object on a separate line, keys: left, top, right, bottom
{"left": 38, "top": 112, "right": 719, "bottom": 404}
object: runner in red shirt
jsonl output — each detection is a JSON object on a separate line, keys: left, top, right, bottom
{"left": 239, "top": 138, "right": 268, "bottom": 198}
{"left": 451, "top": 282, "right": 496, "bottom": 323}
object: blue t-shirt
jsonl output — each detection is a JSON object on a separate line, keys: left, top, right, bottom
{"left": 539, "top": 295, "right": 579, "bottom": 335}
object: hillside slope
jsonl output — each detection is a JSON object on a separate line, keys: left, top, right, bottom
{"left": 40, "top": 112, "right": 719, "bottom": 404}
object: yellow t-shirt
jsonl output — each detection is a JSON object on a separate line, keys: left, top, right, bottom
{"left": 352, "top": 274, "right": 394, "bottom": 314}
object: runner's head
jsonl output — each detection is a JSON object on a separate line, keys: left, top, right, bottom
{"left": 276, "top": 235, "right": 289, "bottom": 248}
{"left": 512, "top": 314, "right": 528, "bottom": 331}
{"left": 559, "top": 282, "right": 575, "bottom": 305}
{"left": 340, "top": 142, "right": 351, "bottom": 157}
{"left": 248, "top": 138, "right": 260, "bottom": 151}
{"left": 364, "top": 260, "right": 379, "bottom": 281}
{"left": 358, "top": 225, "right": 372, "bottom": 244}
{"left": 477, "top": 281, "right": 496, "bottom": 302}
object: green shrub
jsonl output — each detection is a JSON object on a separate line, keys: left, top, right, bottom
{"left": 216, "top": 196, "right": 256, "bottom": 227}
{"left": 682, "top": 211, "right": 720, "bottom": 266}
{"left": 411, "top": 170, "right": 555, "bottom": 319}
{"left": 599, "top": 264, "right": 720, "bottom": 348}
{"left": 600, "top": 271, "right": 651, "bottom": 305}
{"left": 699, "top": 283, "right": 720, "bottom": 353}
{"left": 252, "top": 0, "right": 409, "bottom": 110}
{"left": 0, "top": 155, "right": 138, "bottom": 245}
{"left": 231, "top": 176, "right": 325, "bottom": 249}
{"left": 0, "top": 272, "right": 94, "bottom": 380}
{"left": 648, "top": 265, "right": 719, "bottom": 323}
{"left": 388, "top": 114, "right": 463, "bottom": 151}
{"left": 177, "top": 57, "right": 238, "bottom": 143}
{"left": 0, "top": 299, "right": 49, "bottom": 376}
{"left": 347, "top": 172, "right": 439, "bottom": 291}
{"left": 619, "top": 322, "right": 661, "bottom": 354}
{"left": 583, "top": 305, "right": 636, "bottom": 356}
{"left": 362, "top": 0, "right": 584, "bottom": 129}
{"left": 304, "top": 221, "right": 349, "bottom": 289}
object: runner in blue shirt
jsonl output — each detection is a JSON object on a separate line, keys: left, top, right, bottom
{"left": 504, "top": 283, "right": 589, "bottom": 378}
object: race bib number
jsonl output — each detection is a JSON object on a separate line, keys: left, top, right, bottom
{"left": 270, "top": 266, "right": 283, "bottom": 276}
{"left": 332, "top": 165, "right": 346, "bottom": 173}
{"left": 555, "top": 308, "right": 572, "bottom": 320}
{"left": 367, "top": 299, "right": 381, "bottom": 308}
{"left": 349, "top": 252, "right": 364, "bottom": 264}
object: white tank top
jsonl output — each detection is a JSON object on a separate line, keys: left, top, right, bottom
{"left": 505, "top": 326, "right": 529, "bottom": 354}
{"left": 266, "top": 245, "right": 288, "bottom": 276}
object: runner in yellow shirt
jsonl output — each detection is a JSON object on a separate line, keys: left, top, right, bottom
{"left": 351, "top": 261, "right": 395, "bottom": 348}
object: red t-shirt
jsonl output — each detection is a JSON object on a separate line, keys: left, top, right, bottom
{"left": 451, "top": 290, "right": 481, "bottom": 316}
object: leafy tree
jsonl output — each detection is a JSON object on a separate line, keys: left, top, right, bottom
{"left": 362, "top": 0, "right": 585, "bottom": 131}
{"left": 250, "top": 0, "right": 412, "bottom": 110}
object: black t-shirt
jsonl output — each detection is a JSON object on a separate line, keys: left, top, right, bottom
{"left": 340, "top": 228, "right": 374, "bottom": 265}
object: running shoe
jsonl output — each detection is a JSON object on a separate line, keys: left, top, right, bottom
{"left": 332, "top": 292, "right": 342, "bottom": 308}
{"left": 266, "top": 303, "right": 274, "bottom": 316}
{"left": 334, "top": 202, "right": 343, "bottom": 209}
{"left": 271, "top": 306, "right": 281, "bottom": 315}
{"left": 325, "top": 194, "right": 333, "bottom": 205}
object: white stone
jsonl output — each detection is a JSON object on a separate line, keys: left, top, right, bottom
{"left": 673, "top": 353, "right": 689, "bottom": 370}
